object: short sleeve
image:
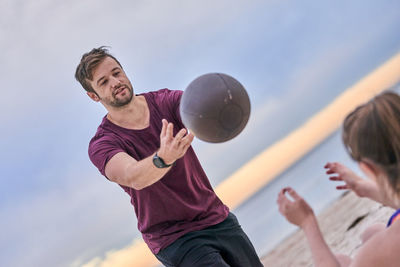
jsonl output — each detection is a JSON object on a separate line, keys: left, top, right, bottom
{"left": 169, "top": 89, "right": 183, "bottom": 119}
{"left": 156, "top": 89, "right": 184, "bottom": 125}
{"left": 88, "top": 133, "right": 125, "bottom": 178}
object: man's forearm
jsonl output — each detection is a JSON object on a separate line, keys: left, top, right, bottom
{"left": 302, "top": 216, "right": 341, "bottom": 267}
{"left": 123, "top": 153, "right": 172, "bottom": 190}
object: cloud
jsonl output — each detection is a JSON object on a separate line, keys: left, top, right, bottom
{"left": 0, "top": 0, "right": 264, "bottom": 125}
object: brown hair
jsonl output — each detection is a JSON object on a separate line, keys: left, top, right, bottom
{"left": 343, "top": 91, "right": 400, "bottom": 195}
{"left": 75, "top": 46, "right": 122, "bottom": 94}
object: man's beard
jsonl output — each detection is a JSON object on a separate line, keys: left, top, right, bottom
{"left": 104, "top": 84, "right": 134, "bottom": 108}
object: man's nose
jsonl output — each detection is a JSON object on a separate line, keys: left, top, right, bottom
{"left": 110, "top": 76, "right": 121, "bottom": 88}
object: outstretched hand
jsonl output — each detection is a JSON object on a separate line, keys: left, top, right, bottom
{"left": 324, "top": 162, "right": 364, "bottom": 196}
{"left": 157, "top": 119, "right": 194, "bottom": 165}
{"left": 277, "top": 187, "right": 314, "bottom": 228}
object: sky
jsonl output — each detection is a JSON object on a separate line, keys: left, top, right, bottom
{"left": 1, "top": 1, "right": 400, "bottom": 267}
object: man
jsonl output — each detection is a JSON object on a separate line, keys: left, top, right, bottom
{"left": 75, "top": 46, "right": 263, "bottom": 267}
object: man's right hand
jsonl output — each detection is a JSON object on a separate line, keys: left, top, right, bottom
{"left": 157, "top": 119, "right": 194, "bottom": 165}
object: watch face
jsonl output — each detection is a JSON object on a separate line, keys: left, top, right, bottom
{"left": 153, "top": 154, "right": 167, "bottom": 168}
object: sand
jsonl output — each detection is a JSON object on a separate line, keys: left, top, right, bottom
{"left": 84, "top": 191, "right": 394, "bottom": 267}
{"left": 260, "top": 192, "right": 395, "bottom": 266}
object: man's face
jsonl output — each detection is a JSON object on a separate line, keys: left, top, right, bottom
{"left": 88, "top": 56, "right": 134, "bottom": 108}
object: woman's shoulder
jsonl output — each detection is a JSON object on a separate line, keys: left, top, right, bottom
{"left": 351, "top": 221, "right": 400, "bottom": 267}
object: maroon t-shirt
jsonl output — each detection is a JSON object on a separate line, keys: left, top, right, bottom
{"left": 88, "top": 89, "right": 229, "bottom": 254}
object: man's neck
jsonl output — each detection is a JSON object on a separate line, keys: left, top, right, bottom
{"left": 106, "top": 95, "right": 150, "bottom": 130}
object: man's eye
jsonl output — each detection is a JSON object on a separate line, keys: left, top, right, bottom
{"left": 101, "top": 79, "right": 108, "bottom": 86}
{"left": 113, "top": 71, "right": 120, "bottom": 76}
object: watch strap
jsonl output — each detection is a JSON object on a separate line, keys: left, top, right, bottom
{"left": 153, "top": 153, "right": 174, "bottom": 168}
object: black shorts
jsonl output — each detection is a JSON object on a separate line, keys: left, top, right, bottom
{"left": 155, "top": 212, "right": 264, "bottom": 267}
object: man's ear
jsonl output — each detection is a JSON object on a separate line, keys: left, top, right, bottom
{"left": 87, "top": 91, "right": 100, "bottom": 102}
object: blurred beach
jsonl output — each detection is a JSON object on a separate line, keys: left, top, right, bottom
{"left": 235, "top": 129, "right": 356, "bottom": 256}
{"left": 230, "top": 87, "right": 400, "bottom": 265}
{"left": 261, "top": 191, "right": 395, "bottom": 266}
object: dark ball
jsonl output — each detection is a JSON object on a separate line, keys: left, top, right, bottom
{"left": 180, "top": 73, "right": 251, "bottom": 143}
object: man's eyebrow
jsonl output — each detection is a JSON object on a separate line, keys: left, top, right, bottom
{"left": 97, "top": 76, "right": 106, "bottom": 86}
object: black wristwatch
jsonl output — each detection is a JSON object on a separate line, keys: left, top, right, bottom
{"left": 152, "top": 153, "right": 174, "bottom": 168}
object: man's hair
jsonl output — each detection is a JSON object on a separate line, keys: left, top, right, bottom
{"left": 342, "top": 91, "right": 400, "bottom": 196}
{"left": 75, "top": 46, "right": 123, "bottom": 93}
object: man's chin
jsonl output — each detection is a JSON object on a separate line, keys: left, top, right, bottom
{"left": 113, "top": 96, "right": 133, "bottom": 107}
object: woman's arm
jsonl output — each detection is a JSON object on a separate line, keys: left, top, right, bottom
{"left": 302, "top": 215, "right": 341, "bottom": 267}
{"left": 277, "top": 187, "right": 341, "bottom": 267}
{"left": 325, "top": 163, "right": 383, "bottom": 202}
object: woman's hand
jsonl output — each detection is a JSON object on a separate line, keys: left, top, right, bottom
{"left": 325, "top": 162, "right": 365, "bottom": 197}
{"left": 277, "top": 187, "right": 315, "bottom": 228}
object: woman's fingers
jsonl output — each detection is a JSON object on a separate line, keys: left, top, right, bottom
{"left": 324, "top": 162, "right": 339, "bottom": 172}
{"left": 329, "top": 176, "right": 342, "bottom": 181}
{"left": 277, "top": 188, "right": 292, "bottom": 211}
{"left": 336, "top": 185, "right": 348, "bottom": 190}
{"left": 286, "top": 187, "right": 301, "bottom": 201}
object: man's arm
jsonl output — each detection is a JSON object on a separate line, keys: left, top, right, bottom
{"left": 105, "top": 119, "right": 194, "bottom": 190}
